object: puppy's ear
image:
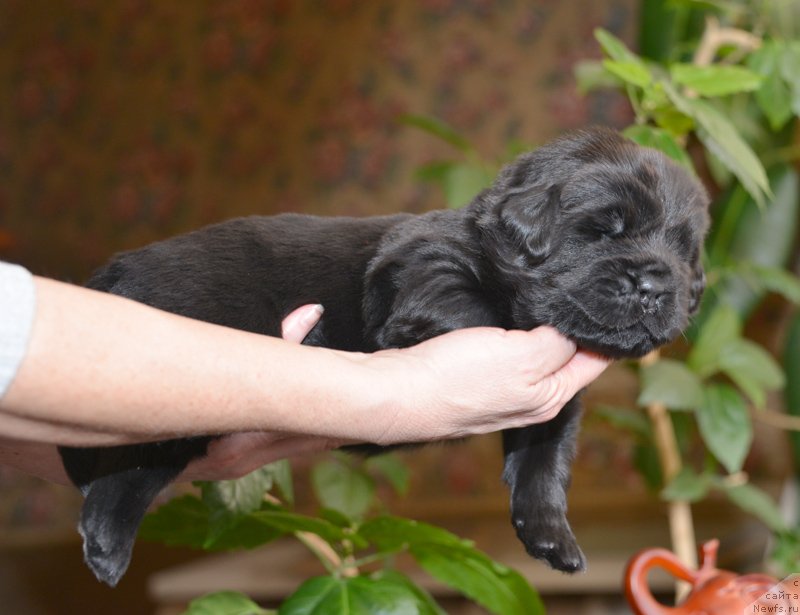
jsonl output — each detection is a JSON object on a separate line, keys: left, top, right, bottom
{"left": 497, "top": 184, "right": 561, "bottom": 265}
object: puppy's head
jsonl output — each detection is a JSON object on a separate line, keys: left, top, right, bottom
{"left": 475, "top": 128, "right": 710, "bottom": 358}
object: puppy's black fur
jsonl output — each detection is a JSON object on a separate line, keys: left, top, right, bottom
{"left": 59, "top": 128, "right": 709, "bottom": 586}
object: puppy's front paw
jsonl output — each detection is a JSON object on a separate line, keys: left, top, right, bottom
{"left": 511, "top": 509, "right": 586, "bottom": 573}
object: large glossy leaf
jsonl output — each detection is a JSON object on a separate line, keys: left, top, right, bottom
{"left": 210, "top": 466, "right": 275, "bottom": 514}
{"left": 358, "top": 516, "right": 466, "bottom": 554}
{"left": 139, "top": 496, "right": 284, "bottom": 551}
{"left": 278, "top": 573, "right": 443, "bottom": 615}
{"left": 718, "top": 338, "right": 785, "bottom": 408}
{"left": 687, "top": 305, "right": 742, "bottom": 376}
{"left": 184, "top": 591, "right": 271, "bottom": 615}
{"left": 365, "top": 454, "right": 410, "bottom": 496}
{"left": 358, "top": 516, "right": 543, "bottom": 615}
{"left": 638, "top": 358, "right": 704, "bottom": 410}
{"left": 670, "top": 64, "right": 762, "bottom": 97}
{"left": 603, "top": 60, "right": 652, "bottom": 88}
{"left": 665, "top": 87, "right": 771, "bottom": 208}
{"left": 311, "top": 459, "right": 375, "bottom": 520}
{"left": 696, "top": 384, "right": 752, "bottom": 474}
{"left": 199, "top": 467, "right": 275, "bottom": 543}
{"left": 410, "top": 543, "right": 544, "bottom": 615}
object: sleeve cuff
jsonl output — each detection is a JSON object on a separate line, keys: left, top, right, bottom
{"left": 0, "top": 262, "right": 36, "bottom": 399}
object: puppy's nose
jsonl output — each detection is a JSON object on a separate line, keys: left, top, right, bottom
{"left": 624, "top": 267, "right": 667, "bottom": 313}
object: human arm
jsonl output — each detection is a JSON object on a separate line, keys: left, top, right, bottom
{"left": 0, "top": 271, "right": 609, "bottom": 475}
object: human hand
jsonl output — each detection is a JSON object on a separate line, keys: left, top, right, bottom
{"left": 362, "top": 326, "right": 610, "bottom": 445}
{"left": 179, "top": 304, "right": 346, "bottom": 481}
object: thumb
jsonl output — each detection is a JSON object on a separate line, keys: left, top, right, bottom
{"left": 281, "top": 304, "right": 324, "bottom": 343}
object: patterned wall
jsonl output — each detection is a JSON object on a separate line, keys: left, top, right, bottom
{"left": 0, "top": 0, "right": 634, "bottom": 281}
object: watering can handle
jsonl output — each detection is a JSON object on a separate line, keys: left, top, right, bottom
{"left": 624, "top": 545, "right": 703, "bottom": 615}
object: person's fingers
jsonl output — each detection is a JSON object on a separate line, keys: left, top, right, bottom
{"left": 515, "top": 326, "right": 578, "bottom": 378}
{"left": 179, "top": 431, "right": 348, "bottom": 481}
{"left": 281, "top": 304, "right": 324, "bottom": 343}
{"left": 557, "top": 350, "right": 611, "bottom": 390}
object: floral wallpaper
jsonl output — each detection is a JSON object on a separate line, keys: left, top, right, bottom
{"left": 0, "top": 0, "right": 634, "bottom": 281}
{"left": 0, "top": 0, "right": 636, "bottom": 532}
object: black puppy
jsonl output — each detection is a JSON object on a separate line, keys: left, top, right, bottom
{"left": 59, "top": 128, "right": 709, "bottom": 586}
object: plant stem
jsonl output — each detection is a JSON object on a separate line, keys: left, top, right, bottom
{"left": 693, "top": 16, "right": 761, "bottom": 67}
{"left": 641, "top": 350, "right": 697, "bottom": 601}
{"left": 294, "top": 531, "right": 358, "bottom": 578}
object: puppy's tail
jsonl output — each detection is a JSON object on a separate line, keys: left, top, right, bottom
{"left": 78, "top": 464, "right": 181, "bottom": 586}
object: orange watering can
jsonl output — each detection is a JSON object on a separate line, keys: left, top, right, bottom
{"left": 625, "top": 539, "right": 796, "bottom": 614}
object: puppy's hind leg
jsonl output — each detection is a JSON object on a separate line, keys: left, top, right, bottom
{"left": 502, "top": 398, "right": 585, "bottom": 573}
{"left": 78, "top": 464, "right": 182, "bottom": 586}
{"left": 60, "top": 438, "right": 210, "bottom": 586}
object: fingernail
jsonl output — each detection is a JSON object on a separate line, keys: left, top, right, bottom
{"left": 304, "top": 304, "right": 324, "bottom": 323}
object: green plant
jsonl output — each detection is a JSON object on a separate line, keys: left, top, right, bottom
{"left": 407, "top": 0, "right": 800, "bottom": 577}
{"left": 141, "top": 454, "right": 544, "bottom": 615}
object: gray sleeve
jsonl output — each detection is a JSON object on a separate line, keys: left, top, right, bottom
{"left": 0, "top": 262, "right": 36, "bottom": 399}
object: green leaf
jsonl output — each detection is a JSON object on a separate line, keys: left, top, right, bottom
{"left": 723, "top": 483, "right": 787, "bottom": 533}
{"left": 316, "top": 507, "right": 353, "bottom": 528}
{"left": 783, "top": 315, "right": 800, "bottom": 474}
{"left": 574, "top": 59, "right": 622, "bottom": 94}
{"left": 358, "top": 517, "right": 543, "bottom": 615}
{"left": 638, "top": 359, "right": 704, "bottom": 410}
{"left": 771, "top": 528, "right": 800, "bottom": 576}
{"left": 199, "top": 466, "right": 279, "bottom": 546}
{"left": 370, "top": 571, "right": 446, "bottom": 615}
{"left": 268, "top": 459, "right": 294, "bottom": 506}
{"left": 410, "top": 543, "right": 545, "bottom": 615}
{"left": 662, "top": 468, "right": 712, "bottom": 503}
{"left": 358, "top": 516, "right": 466, "bottom": 554}
{"left": 250, "top": 510, "right": 353, "bottom": 546}
{"left": 311, "top": 459, "right": 375, "bottom": 520}
{"left": 140, "top": 496, "right": 284, "bottom": 551}
{"left": 365, "top": 454, "right": 410, "bottom": 496}
{"left": 199, "top": 468, "right": 273, "bottom": 517}
{"left": 718, "top": 338, "right": 785, "bottom": 407}
{"left": 278, "top": 573, "right": 444, "bottom": 615}
{"left": 603, "top": 60, "right": 652, "bottom": 88}
{"left": 442, "top": 162, "right": 494, "bottom": 209}
{"left": 184, "top": 591, "right": 270, "bottom": 615}
{"left": 702, "top": 165, "right": 799, "bottom": 319}
{"left": 622, "top": 125, "right": 694, "bottom": 171}
{"left": 400, "top": 115, "right": 473, "bottom": 153}
{"left": 415, "top": 161, "right": 456, "bottom": 183}
{"left": 748, "top": 41, "right": 794, "bottom": 131}
{"left": 594, "top": 405, "right": 651, "bottom": 438}
{"left": 664, "top": 84, "right": 771, "bottom": 208}
{"left": 688, "top": 305, "right": 742, "bottom": 376}
{"left": 633, "top": 441, "right": 663, "bottom": 491}
{"left": 696, "top": 384, "right": 752, "bottom": 473}
{"left": 781, "top": 42, "right": 800, "bottom": 116}
{"left": 749, "top": 265, "right": 800, "bottom": 305}
{"left": 670, "top": 63, "right": 762, "bottom": 97}
{"left": 595, "top": 28, "right": 642, "bottom": 64}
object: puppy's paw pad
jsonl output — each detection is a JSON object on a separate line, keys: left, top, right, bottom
{"left": 511, "top": 515, "right": 586, "bottom": 574}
